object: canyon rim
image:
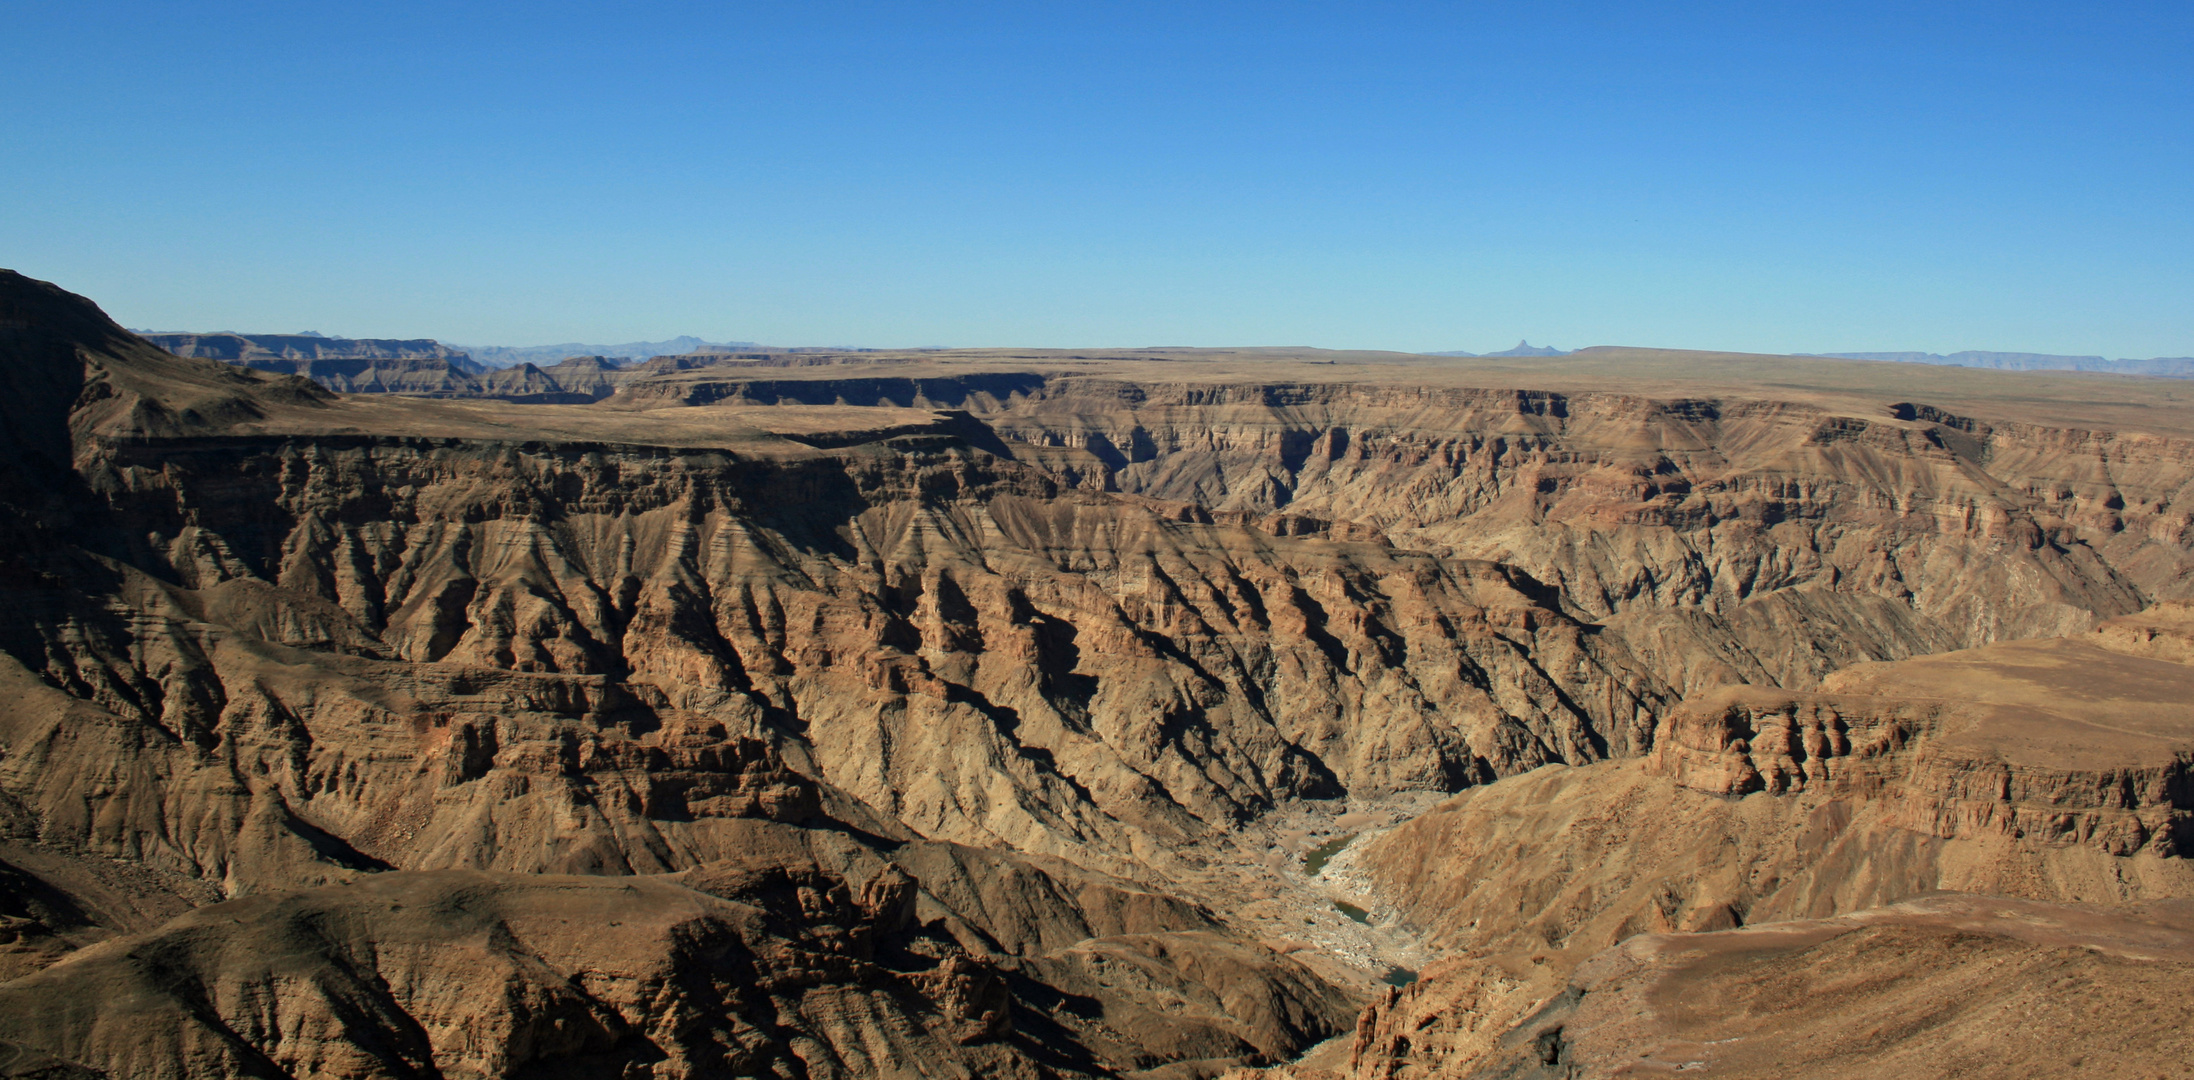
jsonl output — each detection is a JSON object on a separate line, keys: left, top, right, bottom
{"left": 0, "top": 269, "right": 2189, "bottom": 1078}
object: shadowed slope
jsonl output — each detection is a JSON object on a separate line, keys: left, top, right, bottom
{"left": 0, "top": 824, "right": 1355, "bottom": 1079}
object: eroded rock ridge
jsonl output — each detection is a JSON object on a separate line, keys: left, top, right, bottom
{"left": 4, "top": 269, "right": 2193, "bottom": 1077}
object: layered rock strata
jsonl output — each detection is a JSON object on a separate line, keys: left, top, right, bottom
{"left": 0, "top": 270, "right": 1672, "bottom": 1076}
{"left": 1344, "top": 618, "right": 2194, "bottom": 959}
{"left": 1313, "top": 611, "right": 2194, "bottom": 1079}
{"left": 597, "top": 368, "right": 2194, "bottom": 692}
{"left": 11, "top": 267, "right": 2194, "bottom": 1077}
{"left": 13, "top": 428, "right": 1667, "bottom": 891}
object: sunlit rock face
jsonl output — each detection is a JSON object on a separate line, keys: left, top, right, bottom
{"left": 6, "top": 268, "right": 2194, "bottom": 1078}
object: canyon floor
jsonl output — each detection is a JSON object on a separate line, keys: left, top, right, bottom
{"left": 1, "top": 268, "right": 2190, "bottom": 1078}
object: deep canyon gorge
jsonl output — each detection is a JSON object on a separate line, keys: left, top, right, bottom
{"left": 0, "top": 269, "right": 2189, "bottom": 1078}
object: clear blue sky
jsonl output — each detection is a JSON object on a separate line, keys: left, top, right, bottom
{"left": 4, "top": 1, "right": 2188, "bottom": 355}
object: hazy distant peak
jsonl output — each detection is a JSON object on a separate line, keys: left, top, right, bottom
{"left": 1422, "top": 339, "right": 1571, "bottom": 358}
{"left": 1483, "top": 340, "right": 1569, "bottom": 357}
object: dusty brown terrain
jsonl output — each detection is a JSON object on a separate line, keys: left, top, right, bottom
{"left": 1329, "top": 895, "right": 2194, "bottom": 1080}
{"left": 1288, "top": 607, "right": 2194, "bottom": 1079}
{"left": 4, "top": 267, "right": 2194, "bottom": 1077}
{"left": 0, "top": 820, "right": 1357, "bottom": 1079}
{"left": 1344, "top": 607, "right": 2194, "bottom": 954}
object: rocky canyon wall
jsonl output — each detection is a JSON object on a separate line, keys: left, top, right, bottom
{"left": 10, "top": 268, "right": 2194, "bottom": 1078}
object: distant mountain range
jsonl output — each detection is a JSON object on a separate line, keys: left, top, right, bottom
{"left": 139, "top": 330, "right": 2194, "bottom": 380}
{"left": 1808, "top": 351, "right": 2194, "bottom": 376}
{"left": 1425, "top": 340, "right": 1570, "bottom": 358}
{"left": 453, "top": 336, "right": 767, "bottom": 369}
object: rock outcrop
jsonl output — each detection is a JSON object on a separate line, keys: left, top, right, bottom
{"left": 12, "top": 268, "right": 2194, "bottom": 1077}
{"left": 1314, "top": 609, "right": 2194, "bottom": 1079}
{"left": 2, "top": 274, "right": 1678, "bottom": 894}
{"left": 143, "top": 329, "right": 2194, "bottom": 702}
{"left": 588, "top": 366, "right": 2194, "bottom": 693}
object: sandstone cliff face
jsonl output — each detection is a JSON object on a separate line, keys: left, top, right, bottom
{"left": 5, "top": 423, "right": 1667, "bottom": 893}
{"left": 147, "top": 338, "right": 2194, "bottom": 704}
{"left": 1651, "top": 645, "right": 2194, "bottom": 859}
{"left": 994, "top": 382, "right": 2191, "bottom": 692}
{"left": 620, "top": 372, "right": 2185, "bottom": 691}
{"left": 533, "top": 355, "right": 628, "bottom": 399}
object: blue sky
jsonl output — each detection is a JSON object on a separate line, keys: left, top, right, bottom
{"left": 3, "top": 1, "right": 2188, "bottom": 355}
